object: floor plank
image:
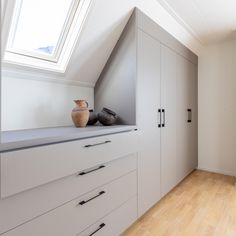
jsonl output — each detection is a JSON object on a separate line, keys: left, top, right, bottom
{"left": 122, "top": 170, "right": 236, "bottom": 236}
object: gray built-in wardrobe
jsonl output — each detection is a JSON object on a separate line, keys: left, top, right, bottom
{"left": 95, "top": 8, "right": 198, "bottom": 217}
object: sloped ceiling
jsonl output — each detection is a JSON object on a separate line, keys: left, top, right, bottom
{"left": 156, "top": 0, "right": 236, "bottom": 45}
{"left": 64, "top": 0, "right": 203, "bottom": 87}
{"left": 2, "top": 0, "right": 203, "bottom": 87}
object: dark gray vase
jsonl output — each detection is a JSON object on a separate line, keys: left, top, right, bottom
{"left": 87, "top": 110, "right": 98, "bottom": 125}
{"left": 98, "top": 108, "right": 117, "bottom": 126}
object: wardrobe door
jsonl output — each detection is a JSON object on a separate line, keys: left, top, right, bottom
{"left": 176, "top": 55, "right": 192, "bottom": 183}
{"left": 160, "top": 45, "right": 177, "bottom": 197}
{"left": 189, "top": 62, "right": 198, "bottom": 170}
{"left": 137, "top": 30, "right": 161, "bottom": 217}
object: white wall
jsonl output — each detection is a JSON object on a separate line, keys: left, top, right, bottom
{"left": 1, "top": 77, "right": 93, "bottom": 131}
{"left": 198, "top": 39, "right": 236, "bottom": 176}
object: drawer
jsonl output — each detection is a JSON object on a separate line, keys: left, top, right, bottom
{"left": 2, "top": 171, "right": 137, "bottom": 236}
{"left": 0, "top": 154, "right": 137, "bottom": 234}
{"left": 1, "top": 131, "right": 137, "bottom": 198}
{"left": 78, "top": 197, "right": 137, "bottom": 236}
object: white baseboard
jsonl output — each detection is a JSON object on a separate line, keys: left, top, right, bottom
{"left": 198, "top": 167, "right": 236, "bottom": 177}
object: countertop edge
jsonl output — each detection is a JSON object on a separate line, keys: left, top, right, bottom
{"left": 0, "top": 125, "right": 137, "bottom": 153}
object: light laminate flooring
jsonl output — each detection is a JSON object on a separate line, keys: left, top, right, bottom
{"left": 122, "top": 170, "right": 236, "bottom": 236}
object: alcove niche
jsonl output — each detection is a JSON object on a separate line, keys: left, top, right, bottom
{"left": 94, "top": 10, "right": 137, "bottom": 126}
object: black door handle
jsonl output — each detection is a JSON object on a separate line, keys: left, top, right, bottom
{"left": 88, "top": 223, "right": 106, "bottom": 236}
{"left": 79, "top": 191, "right": 105, "bottom": 206}
{"left": 162, "top": 109, "right": 165, "bottom": 127}
{"left": 187, "top": 109, "right": 192, "bottom": 122}
{"left": 158, "top": 109, "right": 161, "bottom": 128}
{"left": 78, "top": 165, "right": 106, "bottom": 176}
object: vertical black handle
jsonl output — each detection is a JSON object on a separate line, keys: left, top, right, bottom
{"left": 187, "top": 109, "right": 192, "bottom": 122}
{"left": 88, "top": 223, "right": 106, "bottom": 236}
{"left": 158, "top": 109, "right": 161, "bottom": 128}
{"left": 162, "top": 109, "right": 165, "bottom": 127}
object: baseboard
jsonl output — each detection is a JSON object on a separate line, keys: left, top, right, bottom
{"left": 198, "top": 167, "right": 236, "bottom": 177}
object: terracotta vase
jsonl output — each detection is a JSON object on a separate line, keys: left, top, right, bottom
{"left": 71, "top": 100, "right": 89, "bottom": 128}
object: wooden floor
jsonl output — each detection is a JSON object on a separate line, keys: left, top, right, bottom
{"left": 122, "top": 170, "right": 236, "bottom": 236}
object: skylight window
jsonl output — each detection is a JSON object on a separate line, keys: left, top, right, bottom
{"left": 3, "top": 0, "right": 92, "bottom": 72}
{"left": 10, "top": 0, "right": 73, "bottom": 60}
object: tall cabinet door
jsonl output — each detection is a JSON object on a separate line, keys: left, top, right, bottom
{"left": 176, "top": 55, "right": 192, "bottom": 183}
{"left": 160, "top": 45, "right": 177, "bottom": 197}
{"left": 137, "top": 30, "right": 161, "bottom": 217}
{"left": 189, "top": 62, "right": 198, "bottom": 170}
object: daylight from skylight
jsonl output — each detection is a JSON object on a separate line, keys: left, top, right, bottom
{"left": 11, "top": 0, "right": 74, "bottom": 57}
{"left": 3, "top": 0, "right": 91, "bottom": 72}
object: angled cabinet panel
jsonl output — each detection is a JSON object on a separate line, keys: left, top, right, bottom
{"left": 95, "top": 12, "right": 137, "bottom": 125}
{"left": 137, "top": 30, "right": 161, "bottom": 217}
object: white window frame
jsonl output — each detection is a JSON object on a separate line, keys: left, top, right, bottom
{"left": 2, "top": 0, "right": 93, "bottom": 73}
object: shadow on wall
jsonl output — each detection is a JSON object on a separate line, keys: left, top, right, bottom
{"left": 198, "top": 39, "right": 236, "bottom": 176}
{"left": 217, "top": 39, "right": 236, "bottom": 174}
{"left": 198, "top": 29, "right": 236, "bottom": 47}
{"left": 31, "top": 84, "right": 94, "bottom": 129}
{"left": 1, "top": 77, "right": 93, "bottom": 131}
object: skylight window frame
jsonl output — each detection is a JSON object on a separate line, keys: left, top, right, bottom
{"left": 2, "top": 0, "right": 93, "bottom": 73}
{"left": 6, "top": 0, "right": 81, "bottom": 63}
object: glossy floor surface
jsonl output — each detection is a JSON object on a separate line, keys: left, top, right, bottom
{"left": 123, "top": 170, "right": 236, "bottom": 236}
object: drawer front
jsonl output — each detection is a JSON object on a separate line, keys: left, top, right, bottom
{"left": 0, "top": 154, "right": 137, "bottom": 234}
{"left": 2, "top": 171, "right": 137, "bottom": 236}
{"left": 78, "top": 197, "right": 137, "bottom": 236}
{"left": 1, "top": 131, "right": 137, "bottom": 198}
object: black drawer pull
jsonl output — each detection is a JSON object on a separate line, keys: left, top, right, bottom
{"left": 88, "top": 223, "right": 106, "bottom": 236}
{"left": 79, "top": 191, "right": 105, "bottom": 206}
{"left": 78, "top": 165, "right": 105, "bottom": 176}
{"left": 84, "top": 140, "right": 111, "bottom": 148}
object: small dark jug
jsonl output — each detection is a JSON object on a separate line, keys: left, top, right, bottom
{"left": 87, "top": 110, "right": 98, "bottom": 125}
{"left": 98, "top": 108, "right": 117, "bottom": 126}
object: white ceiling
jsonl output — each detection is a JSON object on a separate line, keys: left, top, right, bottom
{"left": 157, "top": 0, "right": 236, "bottom": 45}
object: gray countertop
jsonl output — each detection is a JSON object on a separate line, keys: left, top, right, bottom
{"left": 0, "top": 125, "right": 137, "bottom": 153}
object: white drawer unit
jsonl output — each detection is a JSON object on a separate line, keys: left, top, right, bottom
{"left": 78, "top": 197, "right": 137, "bottom": 236}
{"left": 0, "top": 131, "right": 137, "bottom": 198}
{"left": 0, "top": 154, "right": 137, "bottom": 234}
{"left": 1, "top": 171, "right": 137, "bottom": 236}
